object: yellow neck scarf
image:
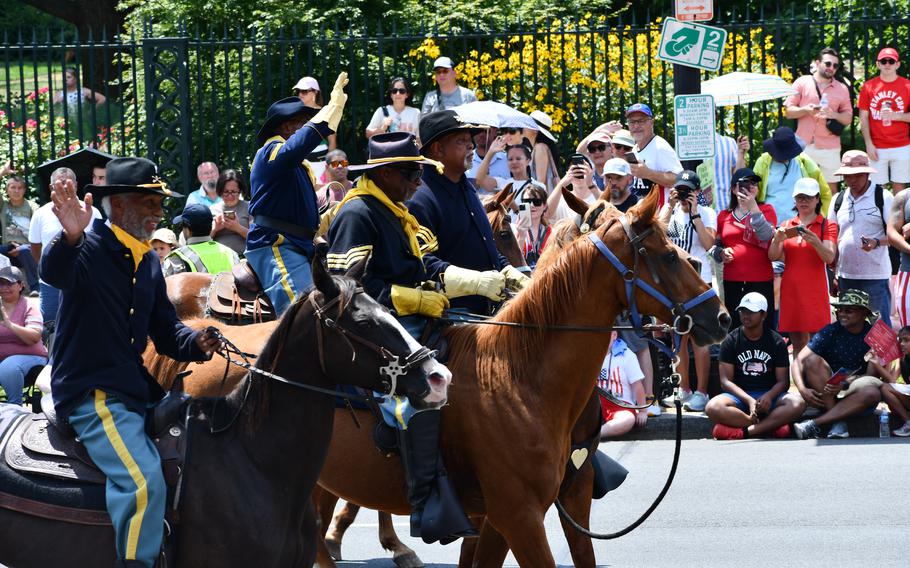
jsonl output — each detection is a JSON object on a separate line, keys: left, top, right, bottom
{"left": 110, "top": 224, "right": 152, "bottom": 273}
{"left": 339, "top": 176, "right": 422, "bottom": 258}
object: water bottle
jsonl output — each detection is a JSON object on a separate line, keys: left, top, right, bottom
{"left": 819, "top": 94, "right": 829, "bottom": 110}
{"left": 880, "top": 410, "right": 890, "bottom": 438}
{"left": 882, "top": 101, "right": 893, "bottom": 126}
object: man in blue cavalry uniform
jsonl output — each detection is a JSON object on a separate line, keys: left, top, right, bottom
{"left": 162, "top": 203, "right": 239, "bottom": 276}
{"left": 41, "top": 157, "right": 220, "bottom": 568}
{"left": 407, "top": 110, "right": 530, "bottom": 314}
{"left": 247, "top": 72, "right": 348, "bottom": 315}
{"left": 327, "top": 132, "right": 480, "bottom": 543}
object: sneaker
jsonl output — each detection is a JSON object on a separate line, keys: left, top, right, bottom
{"left": 662, "top": 389, "right": 692, "bottom": 408}
{"left": 770, "top": 424, "right": 792, "bottom": 439}
{"left": 683, "top": 391, "right": 709, "bottom": 412}
{"left": 647, "top": 400, "right": 662, "bottom": 417}
{"left": 712, "top": 424, "right": 744, "bottom": 440}
{"left": 827, "top": 421, "right": 849, "bottom": 439}
{"left": 794, "top": 419, "right": 821, "bottom": 440}
{"left": 893, "top": 422, "right": 910, "bottom": 437}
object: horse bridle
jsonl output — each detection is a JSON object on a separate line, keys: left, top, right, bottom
{"left": 587, "top": 214, "right": 717, "bottom": 338}
{"left": 308, "top": 288, "right": 437, "bottom": 397}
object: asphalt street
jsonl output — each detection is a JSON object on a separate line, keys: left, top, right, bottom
{"left": 334, "top": 438, "right": 910, "bottom": 567}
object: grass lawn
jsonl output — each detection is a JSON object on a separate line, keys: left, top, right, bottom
{"left": 0, "top": 63, "right": 61, "bottom": 95}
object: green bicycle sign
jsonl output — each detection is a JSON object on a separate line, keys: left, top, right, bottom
{"left": 658, "top": 17, "right": 727, "bottom": 72}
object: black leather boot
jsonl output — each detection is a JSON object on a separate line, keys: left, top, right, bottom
{"left": 400, "top": 410, "right": 476, "bottom": 543}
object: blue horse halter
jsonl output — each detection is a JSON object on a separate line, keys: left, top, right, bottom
{"left": 587, "top": 214, "right": 717, "bottom": 339}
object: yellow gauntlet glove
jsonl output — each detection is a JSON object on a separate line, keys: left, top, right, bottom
{"left": 501, "top": 265, "right": 531, "bottom": 293}
{"left": 391, "top": 285, "right": 450, "bottom": 318}
{"left": 441, "top": 265, "right": 506, "bottom": 301}
{"left": 310, "top": 72, "right": 349, "bottom": 132}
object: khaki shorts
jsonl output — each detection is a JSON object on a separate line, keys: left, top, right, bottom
{"left": 804, "top": 144, "right": 842, "bottom": 183}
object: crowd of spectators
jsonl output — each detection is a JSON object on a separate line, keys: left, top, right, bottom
{"left": 3, "top": 46, "right": 910, "bottom": 443}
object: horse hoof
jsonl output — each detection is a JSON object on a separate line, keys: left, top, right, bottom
{"left": 393, "top": 551, "right": 424, "bottom": 568}
{"left": 325, "top": 538, "right": 342, "bottom": 561}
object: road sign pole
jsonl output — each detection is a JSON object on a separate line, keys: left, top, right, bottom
{"left": 673, "top": 7, "right": 703, "bottom": 171}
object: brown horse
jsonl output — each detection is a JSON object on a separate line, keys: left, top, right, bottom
{"left": 154, "top": 190, "right": 729, "bottom": 567}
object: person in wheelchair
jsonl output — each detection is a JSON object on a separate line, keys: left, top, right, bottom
{"left": 0, "top": 266, "right": 47, "bottom": 405}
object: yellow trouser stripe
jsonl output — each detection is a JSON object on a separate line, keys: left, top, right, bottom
{"left": 394, "top": 396, "right": 407, "bottom": 429}
{"left": 271, "top": 235, "right": 297, "bottom": 304}
{"left": 94, "top": 391, "right": 148, "bottom": 560}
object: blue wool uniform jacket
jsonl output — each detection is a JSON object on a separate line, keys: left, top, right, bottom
{"left": 326, "top": 195, "right": 443, "bottom": 309}
{"left": 42, "top": 220, "right": 208, "bottom": 421}
{"left": 247, "top": 121, "right": 334, "bottom": 256}
{"left": 407, "top": 168, "right": 508, "bottom": 314}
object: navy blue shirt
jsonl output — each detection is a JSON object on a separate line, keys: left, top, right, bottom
{"left": 327, "top": 195, "right": 444, "bottom": 309}
{"left": 42, "top": 220, "right": 208, "bottom": 421}
{"left": 808, "top": 321, "right": 872, "bottom": 373}
{"left": 247, "top": 121, "right": 333, "bottom": 256}
{"left": 407, "top": 168, "right": 508, "bottom": 314}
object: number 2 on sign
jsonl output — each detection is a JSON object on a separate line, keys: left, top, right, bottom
{"left": 705, "top": 30, "right": 722, "bottom": 50}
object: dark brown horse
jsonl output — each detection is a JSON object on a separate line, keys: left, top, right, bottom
{"left": 154, "top": 190, "right": 729, "bottom": 567}
{"left": 0, "top": 260, "right": 451, "bottom": 568}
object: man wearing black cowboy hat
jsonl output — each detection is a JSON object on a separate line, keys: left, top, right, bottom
{"left": 247, "top": 72, "right": 348, "bottom": 316}
{"left": 42, "top": 157, "right": 220, "bottom": 568}
{"left": 407, "top": 110, "right": 529, "bottom": 315}
{"left": 327, "top": 131, "right": 476, "bottom": 543}
{"left": 752, "top": 125, "right": 830, "bottom": 223}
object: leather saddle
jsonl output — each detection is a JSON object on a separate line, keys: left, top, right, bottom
{"left": 0, "top": 375, "right": 192, "bottom": 525}
{"left": 206, "top": 261, "right": 276, "bottom": 323}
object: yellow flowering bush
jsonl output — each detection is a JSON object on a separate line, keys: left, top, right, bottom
{"left": 410, "top": 18, "right": 788, "bottom": 145}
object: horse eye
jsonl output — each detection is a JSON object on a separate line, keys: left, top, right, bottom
{"left": 663, "top": 251, "right": 679, "bottom": 264}
{"left": 499, "top": 231, "right": 511, "bottom": 239}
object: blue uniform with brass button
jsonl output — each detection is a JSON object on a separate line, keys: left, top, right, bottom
{"left": 41, "top": 157, "right": 210, "bottom": 568}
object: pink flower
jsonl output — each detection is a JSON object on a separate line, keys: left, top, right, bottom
{"left": 26, "top": 92, "right": 36, "bottom": 101}
{"left": 25, "top": 119, "right": 38, "bottom": 129}
{"left": 38, "top": 86, "right": 49, "bottom": 94}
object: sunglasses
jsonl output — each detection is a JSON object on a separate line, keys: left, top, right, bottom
{"left": 221, "top": 190, "right": 241, "bottom": 195}
{"left": 525, "top": 198, "right": 545, "bottom": 206}
{"left": 587, "top": 143, "right": 608, "bottom": 153}
{"left": 329, "top": 160, "right": 349, "bottom": 168}
{"left": 612, "top": 143, "right": 632, "bottom": 150}
{"left": 821, "top": 61, "right": 840, "bottom": 68}
{"left": 879, "top": 58, "right": 898, "bottom": 65}
{"left": 390, "top": 88, "right": 409, "bottom": 95}
{"left": 736, "top": 180, "right": 758, "bottom": 188}
{"left": 393, "top": 166, "right": 423, "bottom": 182}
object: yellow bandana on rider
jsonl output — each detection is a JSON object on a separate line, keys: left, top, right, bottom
{"left": 110, "top": 223, "right": 152, "bottom": 273}
{"left": 339, "top": 176, "right": 422, "bottom": 258}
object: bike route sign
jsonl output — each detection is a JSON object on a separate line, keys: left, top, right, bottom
{"left": 676, "top": 0, "right": 714, "bottom": 22}
{"left": 658, "top": 17, "right": 727, "bottom": 72}
{"left": 674, "top": 94, "right": 716, "bottom": 161}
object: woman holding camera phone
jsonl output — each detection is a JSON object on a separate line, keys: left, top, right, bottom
{"left": 545, "top": 155, "right": 601, "bottom": 222}
{"left": 515, "top": 185, "right": 551, "bottom": 270}
{"left": 210, "top": 169, "right": 251, "bottom": 256}
{"left": 769, "top": 178, "right": 838, "bottom": 356}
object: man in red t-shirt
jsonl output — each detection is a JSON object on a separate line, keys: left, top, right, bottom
{"left": 859, "top": 47, "right": 910, "bottom": 190}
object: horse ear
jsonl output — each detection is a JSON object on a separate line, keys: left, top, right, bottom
{"left": 561, "top": 186, "right": 589, "bottom": 216}
{"left": 344, "top": 254, "right": 370, "bottom": 282}
{"left": 311, "top": 252, "right": 340, "bottom": 297}
{"left": 630, "top": 185, "right": 660, "bottom": 228}
{"left": 483, "top": 183, "right": 512, "bottom": 213}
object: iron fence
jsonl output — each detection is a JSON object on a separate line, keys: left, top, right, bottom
{"left": 2, "top": 5, "right": 910, "bottom": 199}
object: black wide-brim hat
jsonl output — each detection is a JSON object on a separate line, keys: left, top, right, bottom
{"left": 418, "top": 110, "right": 485, "bottom": 153}
{"left": 762, "top": 126, "right": 803, "bottom": 162}
{"left": 83, "top": 157, "right": 183, "bottom": 198}
{"left": 37, "top": 147, "right": 115, "bottom": 198}
{"left": 257, "top": 97, "right": 320, "bottom": 145}
{"left": 349, "top": 132, "right": 443, "bottom": 172}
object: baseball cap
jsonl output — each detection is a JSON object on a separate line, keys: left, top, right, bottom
{"left": 731, "top": 167, "right": 761, "bottom": 186}
{"left": 610, "top": 129, "right": 636, "bottom": 148}
{"left": 291, "top": 76, "right": 320, "bottom": 92}
{"left": 674, "top": 170, "right": 700, "bottom": 190}
{"left": 432, "top": 56, "right": 455, "bottom": 70}
{"left": 792, "top": 177, "right": 820, "bottom": 197}
{"left": 602, "top": 158, "right": 631, "bottom": 177}
{"left": 0, "top": 266, "right": 23, "bottom": 283}
{"left": 173, "top": 204, "right": 214, "bottom": 234}
{"left": 625, "top": 103, "right": 653, "bottom": 118}
{"left": 737, "top": 292, "right": 768, "bottom": 313}
{"left": 877, "top": 47, "right": 900, "bottom": 62}
{"left": 150, "top": 227, "right": 179, "bottom": 247}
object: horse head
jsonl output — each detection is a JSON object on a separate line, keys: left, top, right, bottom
{"left": 483, "top": 185, "right": 528, "bottom": 272}
{"left": 306, "top": 256, "right": 452, "bottom": 409}
{"left": 596, "top": 188, "right": 730, "bottom": 346}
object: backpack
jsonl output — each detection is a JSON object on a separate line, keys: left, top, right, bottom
{"left": 831, "top": 184, "right": 898, "bottom": 274}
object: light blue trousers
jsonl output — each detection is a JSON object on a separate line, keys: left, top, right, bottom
{"left": 68, "top": 391, "right": 165, "bottom": 568}
{"left": 245, "top": 237, "right": 313, "bottom": 316}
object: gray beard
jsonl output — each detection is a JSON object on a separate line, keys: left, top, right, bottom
{"left": 611, "top": 188, "right": 628, "bottom": 201}
{"left": 119, "top": 208, "right": 156, "bottom": 241}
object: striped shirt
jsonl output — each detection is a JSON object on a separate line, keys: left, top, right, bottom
{"left": 713, "top": 133, "right": 738, "bottom": 212}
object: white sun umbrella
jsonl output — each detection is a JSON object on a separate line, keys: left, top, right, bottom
{"left": 450, "top": 100, "right": 540, "bottom": 130}
{"left": 701, "top": 72, "right": 797, "bottom": 107}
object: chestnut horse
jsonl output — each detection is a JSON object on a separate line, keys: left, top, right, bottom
{"left": 154, "top": 190, "right": 728, "bottom": 566}
{"left": 0, "top": 260, "right": 451, "bottom": 568}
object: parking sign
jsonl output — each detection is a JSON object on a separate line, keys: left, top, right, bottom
{"left": 658, "top": 17, "right": 727, "bottom": 72}
{"left": 674, "top": 94, "right": 716, "bottom": 161}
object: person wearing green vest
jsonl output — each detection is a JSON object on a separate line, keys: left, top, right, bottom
{"left": 163, "top": 203, "right": 239, "bottom": 276}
